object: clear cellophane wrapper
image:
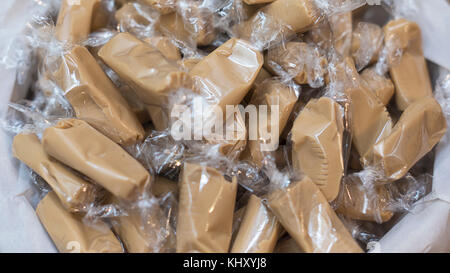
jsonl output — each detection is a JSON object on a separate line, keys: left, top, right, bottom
{"left": 1, "top": 0, "right": 450, "bottom": 253}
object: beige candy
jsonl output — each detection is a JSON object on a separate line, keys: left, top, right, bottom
{"left": 119, "top": 85, "right": 151, "bottom": 124}
{"left": 98, "top": 32, "right": 192, "bottom": 106}
{"left": 55, "top": 0, "right": 104, "bottom": 43}
{"left": 239, "top": 0, "right": 319, "bottom": 44}
{"left": 351, "top": 22, "right": 384, "bottom": 71}
{"left": 335, "top": 175, "right": 393, "bottom": 223}
{"left": 384, "top": 19, "right": 433, "bottom": 111}
{"left": 363, "top": 97, "right": 447, "bottom": 181}
{"left": 334, "top": 58, "right": 393, "bottom": 158}
{"left": 265, "top": 42, "right": 327, "bottom": 87}
{"left": 268, "top": 178, "right": 363, "bottom": 253}
{"left": 157, "top": 10, "right": 216, "bottom": 47}
{"left": 177, "top": 163, "right": 237, "bottom": 253}
{"left": 360, "top": 68, "right": 395, "bottom": 106}
{"left": 190, "top": 38, "right": 263, "bottom": 110}
{"left": 291, "top": 97, "right": 344, "bottom": 202}
{"left": 274, "top": 237, "right": 304, "bottom": 253}
{"left": 13, "top": 133, "right": 95, "bottom": 212}
{"left": 56, "top": 46, "right": 145, "bottom": 145}
{"left": 115, "top": 2, "right": 154, "bottom": 28}
{"left": 113, "top": 212, "right": 152, "bottom": 253}
{"left": 42, "top": 119, "right": 151, "bottom": 200}
{"left": 143, "top": 0, "right": 176, "bottom": 15}
{"left": 231, "top": 195, "right": 281, "bottom": 253}
{"left": 329, "top": 11, "right": 352, "bottom": 57}
{"left": 144, "top": 36, "right": 181, "bottom": 61}
{"left": 36, "top": 192, "right": 123, "bottom": 253}
{"left": 244, "top": 80, "right": 298, "bottom": 167}
{"left": 178, "top": 57, "right": 203, "bottom": 72}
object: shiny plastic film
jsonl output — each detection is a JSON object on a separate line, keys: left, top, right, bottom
{"left": 1, "top": 0, "right": 450, "bottom": 254}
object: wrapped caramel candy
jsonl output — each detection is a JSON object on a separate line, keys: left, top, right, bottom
{"left": 351, "top": 22, "right": 384, "bottom": 71}
{"left": 268, "top": 177, "right": 363, "bottom": 253}
{"left": 231, "top": 195, "right": 281, "bottom": 253}
{"left": 335, "top": 174, "right": 393, "bottom": 223}
{"left": 291, "top": 97, "right": 344, "bottom": 202}
{"left": 13, "top": 133, "right": 95, "bottom": 212}
{"left": 243, "top": 80, "right": 298, "bottom": 167}
{"left": 144, "top": 0, "right": 176, "bottom": 15}
{"left": 363, "top": 97, "right": 447, "bottom": 181}
{"left": 144, "top": 36, "right": 181, "bottom": 61}
{"left": 36, "top": 192, "right": 123, "bottom": 253}
{"left": 42, "top": 119, "right": 151, "bottom": 200}
{"left": 334, "top": 57, "right": 393, "bottom": 158}
{"left": 360, "top": 68, "right": 395, "bottom": 106}
{"left": 238, "top": 0, "right": 320, "bottom": 47}
{"left": 329, "top": 11, "right": 352, "bottom": 57}
{"left": 98, "top": 32, "right": 192, "bottom": 106}
{"left": 176, "top": 163, "right": 237, "bottom": 253}
{"left": 190, "top": 38, "right": 263, "bottom": 109}
{"left": 55, "top": 0, "right": 107, "bottom": 44}
{"left": 384, "top": 19, "right": 433, "bottom": 111}
{"left": 55, "top": 46, "right": 145, "bottom": 145}
{"left": 265, "top": 42, "right": 327, "bottom": 87}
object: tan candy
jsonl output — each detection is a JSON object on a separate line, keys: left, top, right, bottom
{"left": 244, "top": 80, "right": 298, "bottom": 166}
{"left": 384, "top": 19, "right": 433, "bottom": 111}
{"left": 363, "top": 97, "right": 447, "bottom": 181}
{"left": 335, "top": 175, "right": 393, "bottom": 223}
{"left": 13, "top": 133, "right": 95, "bottom": 212}
{"left": 329, "top": 11, "right": 352, "bottom": 57}
{"left": 238, "top": 0, "right": 319, "bottom": 46}
{"left": 360, "top": 68, "right": 395, "bottom": 106}
{"left": 291, "top": 97, "right": 344, "bottom": 202}
{"left": 144, "top": 36, "right": 181, "bottom": 61}
{"left": 334, "top": 58, "right": 393, "bottom": 158}
{"left": 231, "top": 195, "right": 281, "bottom": 253}
{"left": 265, "top": 42, "right": 327, "bottom": 87}
{"left": 151, "top": 176, "right": 178, "bottom": 198}
{"left": 268, "top": 178, "right": 363, "bottom": 253}
{"left": 55, "top": 0, "right": 104, "bottom": 43}
{"left": 176, "top": 163, "right": 237, "bottom": 253}
{"left": 36, "top": 192, "right": 123, "bottom": 253}
{"left": 190, "top": 38, "right": 263, "bottom": 110}
{"left": 143, "top": 0, "right": 176, "bottom": 15}
{"left": 98, "top": 32, "right": 192, "bottom": 106}
{"left": 56, "top": 46, "right": 145, "bottom": 145}
{"left": 42, "top": 119, "right": 151, "bottom": 200}
{"left": 351, "top": 22, "right": 384, "bottom": 71}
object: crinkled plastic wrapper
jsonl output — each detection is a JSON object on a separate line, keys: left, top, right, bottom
{"left": 1, "top": 0, "right": 450, "bottom": 253}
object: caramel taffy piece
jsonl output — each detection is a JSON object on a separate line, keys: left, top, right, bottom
{"left": 157, "top": 8, "right": 216, "bottom": 47}
{"left": 333, "top": 58, "right": 393, "bottom": 158}
{"left": 238, "top": 0, "right": 320, "bottom": 47}
{"left": 176, "top": 163, "right": 237, "bottom": 253}
{"left": 151, "top": 176, "right": 178, "bottom": 198}
{"left": 190, "top": 38, "right": 263, "bottom": 110}
{"left": 265, "top": 42, "right": 327, "bottom": 87}
{"left": 56, "top": 46, "right": 145, "bottom": 145}
{"left": 384, "top": 19, "right": 433, "bottom": 111}
{"left": 231, "top": 195, "right": 281, "bottom": 253}
{"left": 42, "top": 119, "right": 150, "bottom": 200}
{"left": 36, "top": 192, "right": 123, "bottom": 253}
{"left": 98, "top": 32, "right": 192, "bottom": 106}
{"left": 363, "top": 97, "right": 447, "bottom": 181}
{"left": 329, "top": 11, "right": 352, "bottom": 57}
{"left": 13, "top": 133, "right": 94, "bottom": 212}
{"left": 291, "top": 97, "right": 344, "bottom": 202}
{"left": 268, "top": 178, "right": 363, "bottom": 253}
{"left": 143, "top": 0, "right": 176, "bottom": 15}
{"left": 351, "top": 22, "right": 384, "bottom": 71}
{"left": 360, "top": 68, "right": 395, "bottom": 106}
{"left": 115, "top": 2, "right": 156, "bottom": 30}
{"left": 55, "top": 0, "right": 104, "bottom": 43}
{"left": 244, "top": 80, "right": 298, "bottom": 166}
{"left": 335, "top": 174, "right": 393, "bottom": 223}
{"left": 144, "top": 36, "right": 181, "bottom": 61}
